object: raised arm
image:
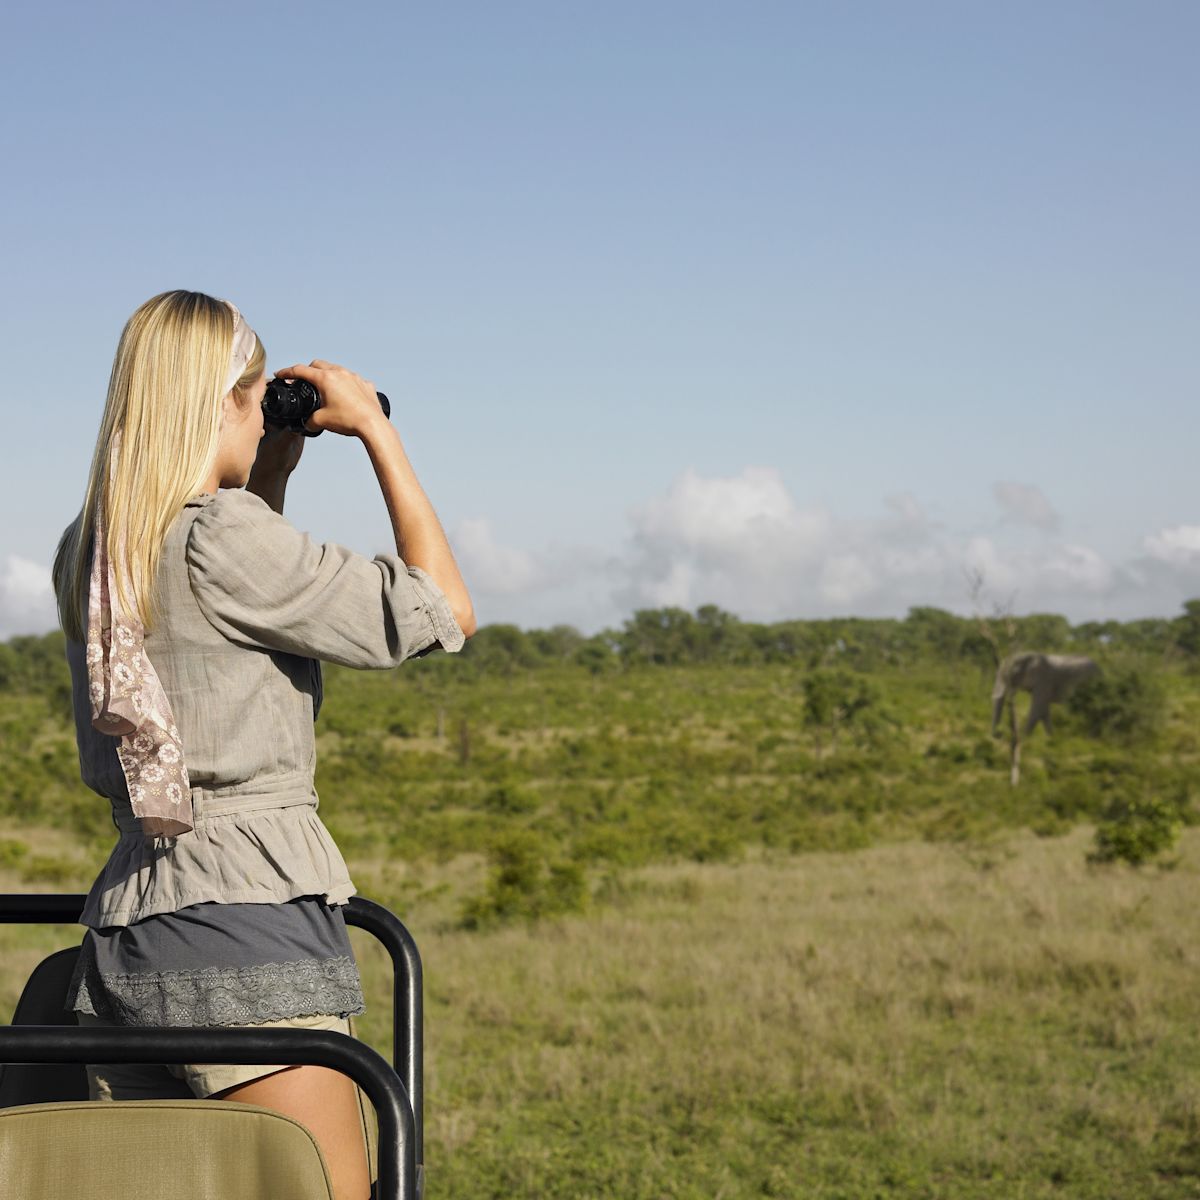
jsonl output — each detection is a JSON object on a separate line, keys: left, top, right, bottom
{"left": 272, "top": 359, "right": 477, "bottom": 639}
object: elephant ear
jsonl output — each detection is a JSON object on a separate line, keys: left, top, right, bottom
{"left": 1012, "top": 652, "right": 1042, "bottom": 688}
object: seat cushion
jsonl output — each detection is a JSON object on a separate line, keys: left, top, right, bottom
{"left": 0, "top": 1099, "right": 334, "bottom": 1200}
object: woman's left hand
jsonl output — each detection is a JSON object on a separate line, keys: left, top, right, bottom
{"left": 250, "top": 426, "right": 306, "bottom": 479}
{"left": 246, "top": 427, "right": 305, "bottom": 513}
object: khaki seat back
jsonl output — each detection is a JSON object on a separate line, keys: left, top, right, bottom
{"left": 2, "top": 944, "right": 379, "bottom": 1184}
{"left": 0, "top": 1099, "right": 334, "bottom": 1200}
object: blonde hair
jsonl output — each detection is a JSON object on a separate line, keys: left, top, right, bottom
{"left": 53, "top": 290, "right": 266, "bottom": 642}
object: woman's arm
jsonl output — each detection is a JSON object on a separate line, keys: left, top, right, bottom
{"left": 273, "top": 360, "right": 477, "bottom": 639}
{"left": 358, "top": 416, "right": 477, "bottom": 637}
{"left": 245, "top": 428, "right": 305, "bottom": 515}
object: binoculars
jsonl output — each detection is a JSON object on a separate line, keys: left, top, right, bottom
{"left": 262, "top": 379, "right": 391, "bottom": 437}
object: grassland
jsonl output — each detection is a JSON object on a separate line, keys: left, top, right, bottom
{"left": 1, "top": 620, "right": 1199, "bottom": 1196}
{"left": 3, "top": 830, "right": 1197, "bottom": 1198}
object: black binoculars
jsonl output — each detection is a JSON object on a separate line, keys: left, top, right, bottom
{"left": 262, "top": 379, "right": 391, "bottom": 437}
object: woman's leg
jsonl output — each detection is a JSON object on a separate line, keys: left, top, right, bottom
{"left": 75, "top": 1009, "right": 195, "bottom": 1100}
{"left": 213, "top": 1065, "right": 372, "bottom": 1200}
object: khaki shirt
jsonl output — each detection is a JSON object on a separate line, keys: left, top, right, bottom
{"left": 66, "top": 489, "right": 464, "bottom": 928}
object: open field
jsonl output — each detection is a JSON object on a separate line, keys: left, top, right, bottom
{"left": 1, "top": 618, "right": 1199, "bottom": 1195}
{"left": 3, "top": 829, "right": 1200, "bottom": 1197}
{"left": 5, "top": 650, "right": 1198, "bottom": 880}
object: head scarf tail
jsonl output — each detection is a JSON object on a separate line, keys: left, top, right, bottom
{"left": 86, "top": 430, "right": 194, "bottom": 837}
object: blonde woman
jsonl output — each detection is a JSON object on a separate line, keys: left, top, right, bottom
{"left": 52, "top": 290, "right": 475, "bottom": 1200}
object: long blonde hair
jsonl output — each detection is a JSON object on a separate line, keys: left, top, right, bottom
{"left": 53, "top": 290, "right": 266, "bottom": 642}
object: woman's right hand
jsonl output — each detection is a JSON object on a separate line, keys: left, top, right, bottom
{"left": 272, "top": 360, "right": 388, "bottom": 439}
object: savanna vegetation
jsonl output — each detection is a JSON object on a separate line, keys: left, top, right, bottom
{"left": 2, "top": 600, "right": 1199, "bottom": 1197}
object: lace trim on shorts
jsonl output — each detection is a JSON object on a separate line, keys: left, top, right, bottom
{"left": 70, "top": 955, "right": 366, "bottom": 1026}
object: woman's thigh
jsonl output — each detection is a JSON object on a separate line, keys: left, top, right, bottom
{"left": 76, "top": 1010, "right": 194, "bottom": 1100}
{"left": 76, "top": 1011, "right": 353, "bottom": 1101}
{"left": 214, "top": 1062, "right": 372, "bottom": 1200}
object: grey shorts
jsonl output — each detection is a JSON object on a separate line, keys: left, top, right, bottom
{"left": 76, "top": 1010, "right": 353, "bottom": 1100}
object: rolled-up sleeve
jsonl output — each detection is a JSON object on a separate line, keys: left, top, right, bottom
{"left": 185, "top": 490, "right": 465, "bottom": 667}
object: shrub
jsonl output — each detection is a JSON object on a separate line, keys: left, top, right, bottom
{"left": 482, "top": 781, "right": 539, "bottom": 814}
{"left": 1067, "top": 661, "right": 1165, "bottom": 743}
{"left": 802, "top": 670, "right": 884, "bottom": 744}
{"left": 1089, "top": 794, "right": 1182, "bottom": 866}
{"left": 459, "top": 832, "right": 588, "bottom": 929}
{"left": 0, "top": 838, "right": 28, "bottom": 868}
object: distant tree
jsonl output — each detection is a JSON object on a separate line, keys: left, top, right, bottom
{"left": 527, "top": 625, "right": 586, "bottom": 662}
{"left": 693, "top": 604, "right": 748, "bottom": 663}
{"left": 575, "top": 635, "right": 618, "bottom": 675}
{"left": 1072, "top": 620, "right": 1122, "bottom": 648}
{"left": 904, "top": 606, "right": 968, "bottom": 662}
{"left": 1112, "top": 618, "right": 1173, "bottom": 656}
{"left": 459, "top": 624, "right": 538, "bottom": 673}
{"left": 616, "top": 608, "right": 698, "bottom": 666}
{"left": 1171, "top": 600, "right": 1200, "bottom": 662}
{"left": 1013, "top": 613, "right": 1072, "bottom": 649}
{"left": 965, "top": 571, "right": 1018, "bottom": 671}
{"left": 966, "top": 570, "right": 1022, "bottom": 783}
{"left": 746, "top": 621, "right": 806, "bottom": 663}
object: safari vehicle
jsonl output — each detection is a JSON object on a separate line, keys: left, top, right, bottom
{"left": 0, "top": 893, "right": 423, "bottom": 1200}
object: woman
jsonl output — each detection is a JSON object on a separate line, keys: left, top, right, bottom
{"left": 52, "top": 290, "right": 475, "bottom": 1200}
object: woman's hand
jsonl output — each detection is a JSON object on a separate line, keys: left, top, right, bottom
{"left": 272, "top": 360, "right": 388, "bottom": 439}
{"left": 246, "top": 426, "right": 306, "bottom": 514}
{"left": 251, "top": 425, "right": 306, "bottom": 477}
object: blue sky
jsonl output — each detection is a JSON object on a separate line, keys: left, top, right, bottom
{"left": 2, "top": 2, "right": 1198, "bottom": 635}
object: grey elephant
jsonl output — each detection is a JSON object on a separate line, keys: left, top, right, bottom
{"left": 991, "top": 652, "right": 1100, "bottom": 736}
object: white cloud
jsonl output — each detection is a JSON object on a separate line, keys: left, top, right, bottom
{"left": 449, "top": 518, "right": 617, "bottom": 632}
{"left": 0, "top": 556, "right": 57, "bottom": 638}
{"left": 451, "top": 469, "right": 1200, "bottom": 631}
{"left": 1144, "top": 525, "right": 1200, "bottom": 567}
{"left": 993, "top": 481, "right": 1060, "bottom": 532}
{"left": 1042, "top": 544, "right": 1114, "bottom": 593}
{"left": 7, "top": 477, "right": 1196, "bottom": 645}
{"left": 883, "top": 491, "right": 928, "bottom": 527}
{"left": 820, "top": 554, "right": 876, "bottom": 607}
{"left": 453, "top": 517, "right": 544, "bottom": 596}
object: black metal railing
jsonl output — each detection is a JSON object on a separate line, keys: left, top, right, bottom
{"left": 0, "top": 1025, "right": 415, "bottom": 1200}
{"left": 0, "top": 893, "right": 425, "bottom": 1200}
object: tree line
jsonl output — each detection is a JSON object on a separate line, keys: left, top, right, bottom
{"left": 6, "top": 600, "right": 1199, "bottom": 692}
{"left": 449, "top": 600, "right": 1200, "bottom": 674}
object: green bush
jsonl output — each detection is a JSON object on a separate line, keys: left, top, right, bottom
{"left": 459, "top": 832, "right": 588, "bottom": 929}
{"left": 482, "top": 782, "right": 539, "bottom": 814}
{"left": 801, "top": 669, "right": 890, "bottom": 748}
{"left": 1066, "top": 661, "right": 1165, "bottom": 743}
{"left": 1089, "top": 794, "right": 1182, "bottom": 866}
{"left": 20, "top": 854, "right": 79, "bottom": 886}
{"left": 0, "top": 838, "right": 29, "bottom": 868}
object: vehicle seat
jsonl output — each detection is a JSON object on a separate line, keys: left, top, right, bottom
{"left": 0, "top": 1098, "right": 336, "bottom": 1199}
{"left": 0, "top": 942, "right": 379, "bottom": 1185}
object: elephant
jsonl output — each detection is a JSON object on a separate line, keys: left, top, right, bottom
{"left": 991, "top": 652, "right": 1100, "bottom": 736}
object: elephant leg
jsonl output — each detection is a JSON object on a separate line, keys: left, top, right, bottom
{"left": 1024, "top": 685, "right": 1052, "bottom": 735}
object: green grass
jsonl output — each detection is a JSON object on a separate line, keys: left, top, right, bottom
{"left": 2, "top": 634, "right": 1200, "bottom": 1195}
{"left": 7, "top": 830, "right": 1197, "bottom": 1197}
{"left": 360, "top": 829, "right": 1200, "bottom": 1198}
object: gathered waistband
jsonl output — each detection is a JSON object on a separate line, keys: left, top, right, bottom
{"left": 111, "top": 777, "right": 318, "bottom": 836}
